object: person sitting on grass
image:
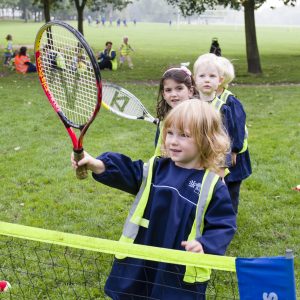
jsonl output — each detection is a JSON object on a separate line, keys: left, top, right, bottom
{"left": 14, "top": 46, "right": 36, "bottom": 74}
{"left": 98, "top": 41, "right": 117, "bottom": 71}
{"left": 71, "top": 99, "right": 236, "bottom": 300}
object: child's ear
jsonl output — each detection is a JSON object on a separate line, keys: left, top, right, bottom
{"left": 219, "top": 76, "right": 224, "bottom": 85}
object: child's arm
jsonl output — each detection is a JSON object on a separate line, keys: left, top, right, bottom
{"left": 197, "top": 180, "right": 236, "bottom": 256}
{"left": 227, "top": 95, "right": 247, "bottom": 153}
{"left": 72, "top": 151, "right": 144, "bottom": 195}
{"left": 71, "top": 150, "right": 105, "bottom": 174}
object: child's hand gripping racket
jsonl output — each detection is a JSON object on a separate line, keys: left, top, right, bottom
{"left": 102, "top": 82, "right": 158, "bottom": 125}
{"left": 35, "top": 21, "right": 102, "bottom": 179}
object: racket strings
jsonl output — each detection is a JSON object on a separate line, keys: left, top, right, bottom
{"left": 39, "top": 26, "right": 98, "bottom": 126}
{"left": 103, "top": 86, "right": 148, "bottom": 118}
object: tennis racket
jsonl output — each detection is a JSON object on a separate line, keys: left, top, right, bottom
{"left": 35, "top": 21, "right": 102, "bottom": 179}
{"left": 102, "top": 82, "right": 158, "bottom": 125}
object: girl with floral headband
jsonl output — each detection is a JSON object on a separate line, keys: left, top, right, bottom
{"left": 154, "top": 66, "right": 198, "bottom": 155}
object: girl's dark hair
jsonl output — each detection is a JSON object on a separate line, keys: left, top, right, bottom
{"left": 19, "top": 46, "right": 27, "bottom": 56}
{"left": 156, "top": 68, "right": 198, "bottom": 121}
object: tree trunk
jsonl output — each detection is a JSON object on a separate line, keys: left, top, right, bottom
{"left": 74, "top": 0, "right": 87, "bottom": 35}
{"left": 243, "top": 0, "right": 262, "bottom": 74}
{"left": 44, "top": 0, "right": 51, "bottom": 22}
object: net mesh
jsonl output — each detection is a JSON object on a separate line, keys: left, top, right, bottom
{"left": 103, "top": 84, "right": 152, "bottom": 120}
{"left": 0, "top": 223, "right": 238, "bottom": 300}
{"left": 38, "top": 25, "right": 98, "bottom": 126}
{"left": 0, "top": 237, "right": 238, "bottom": 299}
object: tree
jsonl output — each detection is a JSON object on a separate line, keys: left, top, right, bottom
{"left": 74, "top": 0, "right": 132, "bottom": 35}
{"left": 165, "top": 0, "right": 296, "bottom": 74}
{"left": 74, "top": 0, "right": 87, "bottom": 34}
{"left": 33, "top": 0, "right": 64, "bottom": 22}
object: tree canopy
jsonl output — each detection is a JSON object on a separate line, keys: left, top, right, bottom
{"left": 166, "top": 0, "right": 297, "bottom": 74}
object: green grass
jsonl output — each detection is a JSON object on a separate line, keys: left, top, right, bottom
{"left": 1, "top": 21, "right": 300, "bottom": 83}
{"left": 0, "top": 20, "right": 300, "bottom": 297}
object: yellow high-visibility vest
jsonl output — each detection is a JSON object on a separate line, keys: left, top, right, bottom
{"left": 117, "top": 156, "right": 219, "bottom": 283}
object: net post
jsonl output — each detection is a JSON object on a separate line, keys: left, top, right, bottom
{"left": 285, "top": 249, "right": 293, "bottom": 259}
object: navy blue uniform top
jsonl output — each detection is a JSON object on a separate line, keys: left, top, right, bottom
{"left": 224, "top": 94, "right": 252, "bottom": 182}
{"left": 98, "top": 48, "right": 116, "bottom": 62}
{"left": 93, "top": 153, "right": 236, "bottom": 299}
{"left": 93, "top": 152, "right": 236, "bottom": 254}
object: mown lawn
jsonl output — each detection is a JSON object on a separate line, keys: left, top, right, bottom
{"left": 0, "top": 20, "right": 299, "bottom": 297}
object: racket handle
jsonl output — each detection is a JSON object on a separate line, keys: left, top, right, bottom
{"left": 74, "top": 149, "right": 88, "bottom": 180}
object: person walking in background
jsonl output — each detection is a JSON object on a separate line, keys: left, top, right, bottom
{"left": 98, "top": 41, "right": 117, "bottom": 71}
{"left": 71, "top": 99, "right": 236, "bottom": 300}
{"left": 119, "top": 36, "right": 134, "bottom": 69}
{"left": 14, "top": 46, "right": 36, "bottom": 73}
{"left": 3, "top": 34, "right": 13, "bottom": 66}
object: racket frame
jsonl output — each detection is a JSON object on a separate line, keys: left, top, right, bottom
{"left": 102, "top": 82, "right": 157, "bottom": 125}
{"left": 35, "top": 21, "right": 102, "bottom": 178}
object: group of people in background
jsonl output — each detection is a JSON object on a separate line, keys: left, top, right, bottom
{"left": 72, "top": 48, "right": 251, "bottom": 298}
{"left": 98, "top": 36, "right": 134, "bottom": 71}
{"left": 3, "top": 34, "right": 36, "bottom": 74}
{"left": 88, "top": 15, "right": 137, "bottom": 27}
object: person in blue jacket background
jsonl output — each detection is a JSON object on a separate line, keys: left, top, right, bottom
{"left": 71, "top": 100, "right": 236, "bottom": 299}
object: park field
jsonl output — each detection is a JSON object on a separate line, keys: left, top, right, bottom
{"left": 0, "top": 20, "right": 300, "bottom": 297}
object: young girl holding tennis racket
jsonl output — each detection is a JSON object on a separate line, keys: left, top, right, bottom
{"left": 154, "top": 66, "right": 198, "bottom": 155}
{"left": 71, "top": 100, "right": 236, "bottom": 299}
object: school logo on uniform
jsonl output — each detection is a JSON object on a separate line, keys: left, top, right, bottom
{"left": 188, "top": 180, "right": 201, "bottom": 195}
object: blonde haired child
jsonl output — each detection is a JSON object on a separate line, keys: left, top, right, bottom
{"left": 71, "top": 99, "right": 236, "bottom": 299}
{"left": 193, "top": 53, "right": 235, "bottom": 177}
{"left": 217, "top": 56, "right": 252, "bottom": 213}
{"left": 119, "top": 36, "right": 134, "bottom": 69}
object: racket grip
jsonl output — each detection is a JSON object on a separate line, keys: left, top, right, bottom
{"left": 74, "top": 149, "right": 88, "bottom": 180}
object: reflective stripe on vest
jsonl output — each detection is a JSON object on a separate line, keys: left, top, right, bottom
{"left": 117, "top": 156, "right": 219, "bottom": 283}
{"left": 184, "top": 170, "right": 219, "bottom": 283}
{"left": 154, "top": 121, "right": 163, "bottom": 156}
{"left": 219, "top": 89, "right": 248, "bottom": 154}
{"left": 108, "top": 49, "right": 118, "bottom": 71}
{"left": 211, "top": 97, "right": 224, "bottom": 112}
{"left": 116, "top": 156, "right": 156, "bottom": 258}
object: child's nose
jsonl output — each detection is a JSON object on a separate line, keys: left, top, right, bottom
{"left": 170, "top": 135, "right": 178, "bottom": 144}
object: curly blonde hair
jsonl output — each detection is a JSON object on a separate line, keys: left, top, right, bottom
{"left": 161, "top": 99, "right": 230, "bottom": 172}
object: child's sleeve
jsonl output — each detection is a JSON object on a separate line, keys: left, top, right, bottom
{"left": 197, "top": 180, "right": 236, "bottom": 255}
{"left": 221, "top": 104, "right": 235, "bottom": 144}
{"left": 228, "top": 96, "right": 246, "bottom": 153}
{"left": 92, "top": 152, "right": 144, "bottom": 195}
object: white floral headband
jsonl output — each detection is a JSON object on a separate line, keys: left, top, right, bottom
{"left": 163, "top": 66, "right": 192, "bottom": 77}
